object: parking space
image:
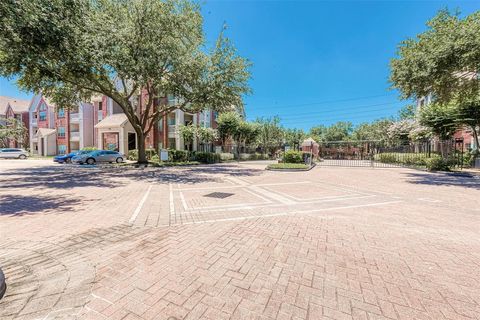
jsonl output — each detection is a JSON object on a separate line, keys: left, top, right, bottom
{"left": 0, "top": 160, "right": 480, "bottom": 320}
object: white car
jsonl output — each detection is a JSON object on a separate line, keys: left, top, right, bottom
{"left": 0, "top": 148, "right": 29, "bottom": 159}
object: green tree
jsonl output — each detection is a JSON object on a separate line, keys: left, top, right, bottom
{"left": 0, "top": 0, "right": 250, "bottom": 163}
{"left": 390, "top": 9, "right": 480, "bottom": 146}
{"left": 197, "top": 126, "right": 218, "bottom": 151}
{"left": 284, "top": 128, "right": 305, "bottom": 151}
{"left": 390, "top": 9, "right": 480, "bottom": 103}
{"left": 0, "top": 118, "right": 28, "bottom": 149}
{"left": 323, "top": 121, "right": 353, "bottom": 142}
{"left": 398, "top": 104, "right": 416, "bottom": 120}
{"left": 255, "top": 117, "right": 283, "bottom": 155}
{"left": 419, "top": 102, "right": 458, "bottom": 140}
{"left": 216, "top": 111, "right": 241, "bottom": 146}
{"left": 179, "top": 124, "right": 196, "bottom": 151}
{"left": 309, "top": 125, "right": 327, "bottom": 143}
{"left": 352, "top": 119, "right": 393, "bottom": 142}
{"left": 235, "top": 122, "right": 259, "bottom": 152}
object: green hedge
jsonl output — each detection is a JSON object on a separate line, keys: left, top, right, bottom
{"left": 268, "top": 163, "right": 309, "bottom": 170}
{"left": 282, "top": 150, "right": 304, "bottom": 164}
{"left": 374, "top": 153, "right": 431, "bottom": 166}
{"left": 168, "top": 149, "right": 189, "bottom": 162}
{"left": 194, "top": 152, "right": 221, "bottom": 164}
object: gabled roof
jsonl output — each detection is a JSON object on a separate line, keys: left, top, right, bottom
{"left": 0, "top": 96, "right": 31, "bottom": 114}
{"left": 302, "top": 137, "right": 318, "bottom": 146}
{"left": 36, "top": 128, "right": 56, "bottom": 137}
{"left": 94, "top": 113, "right": 129, "bottom": 128}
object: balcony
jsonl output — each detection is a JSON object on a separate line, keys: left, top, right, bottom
{"left": 69, "top": 113, "right": 80, "bottom": 123}
{"left": 168, "top": 125, "right": 178, "bottom": 138}
{"left": 70, "top": 131, "right": 80, "bottom": 141}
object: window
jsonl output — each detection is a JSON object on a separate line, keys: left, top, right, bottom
{"left": 158, "top": 117, "right": 163, "bottom": 131}
{"left": 39, "top": 111, "right": 47, "bottom": 121}
{"left": 167, "top": 113, "right": 176, "bottom": 126}
{"left": 58, "top": 108, "right": 65, "bottom": 118}
{"left": 58, "top": 127, "right": 65, "bottom": 138}
{"left": 98, "top": 101, "right": 103, "bottom": 110}
{"left": 58, "top": 145, "right": 67, "bottom": 154}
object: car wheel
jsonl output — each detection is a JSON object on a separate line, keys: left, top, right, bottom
{"left": 116, "top": 157, "right": 123, "bottom": 163}
{"left": 86, "top": 158, "right": 95, "bottom": 165}
{"left": 19, "top": 154, "right": 27, "bottom": 159}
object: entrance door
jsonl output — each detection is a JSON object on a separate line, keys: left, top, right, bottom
{"left": 128, "top": 133, "right": 136, "bottom": 151}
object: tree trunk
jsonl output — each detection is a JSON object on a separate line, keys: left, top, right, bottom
{"left": 471, "top": 125, "right": 480, "bottom": 152}
{"left": 136, "top": 130, "right": 148, "bottom": 164}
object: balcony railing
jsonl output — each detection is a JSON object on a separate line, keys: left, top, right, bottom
{"left": 70, "top": 131, "right": 80, "bottom": 140}
{"left": 69, "top": 113, "right": 80, "bottom": 122}
{"left": 168, "top": 125, "right": 177, "bottom": 133}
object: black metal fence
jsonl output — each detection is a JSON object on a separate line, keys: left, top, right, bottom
{"left": 317, "top": 140, "right": 466, "bottom": 169}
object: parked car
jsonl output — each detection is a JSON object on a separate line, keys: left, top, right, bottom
{"left": 53, "top": 150, "right": 92, "bottom": 164}
{"left": 0, "top": 148, "right": 28, "bottom": 159}
{"left": 72, "top": 150, "right": 125, "bottom": 165}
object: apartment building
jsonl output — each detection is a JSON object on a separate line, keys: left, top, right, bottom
{"left": 29, "top": 94, "right": 94, "bottom": 155}
{"left": 26, "top": 92, "right": 217, "bottom": 156}
{"left": 93, "top": 95, "right": 217, "bottom": 154}
{"left": 0, "top": 96, "right": 30, "bottom": 148}
{"left": 416, "top": 95, "right": 477, "bottom": 150}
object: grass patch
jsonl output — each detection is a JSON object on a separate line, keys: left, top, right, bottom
{"left": 267, "top": 163, "right": 310, "bottom": 170}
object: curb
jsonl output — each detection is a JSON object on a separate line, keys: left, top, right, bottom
{"left": 266, "top": 163, "right": 316, "bottom": 172}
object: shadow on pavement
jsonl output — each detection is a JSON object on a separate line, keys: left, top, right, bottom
{"left": 0, "top": 163, "right": 264, "bottom": 191}
{"left": 0, "top": 194, "right": 82, "bottom": 216}
{"left": 403, "top": 171, "right": 480, "bottom": 190}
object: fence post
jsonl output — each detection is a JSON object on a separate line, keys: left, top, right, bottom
{"left": 370, "top": 142, "right": 374, "bottom": 168}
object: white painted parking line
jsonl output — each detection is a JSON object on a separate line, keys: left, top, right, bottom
{"left": 418, "top": 198, "right": 441, "bottom": 203}
{"left": 169, "top": 183, "right": 175, "bottom": 225}
{"left": 179, "top": 200, "right": 403, "bottom": 225}
{"left": 246, "top": 185, "right": 296, "bottom": 205}
{"left": 291, "top": 200, "right": 403, "bottom": 214}
{"left": 129, "top": 185, "right": 152, "bottom": 224}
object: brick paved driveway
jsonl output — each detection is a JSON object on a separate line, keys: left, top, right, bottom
{"left": 0, "top": 159, "right": 479, "bottom": 320}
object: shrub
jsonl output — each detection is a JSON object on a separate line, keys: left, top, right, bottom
{"left": 194, "top": 152, "right": 221, "bottom": 164}
{"left": 127, "top": 148, "right": 158, "bottom": 161}
{"left": 239, "top": 153, "right": 251, "bottom": 160}
{"left": 150, "top": 154, "right": 160, "bottom": 162}
{"left": 282, "top": 150, "right": 303, "bottom": 163}
{"left": 220, "top": 153, "right": 234, "bottom": 161}
{"left": 167, "top": 149, "right": 189, "bottom": 162}
{"left": 425, "top": 156, "right": 450, "bottom": 171}
{"left": 146, "top": 148, "right": 157, "bottom": 160}
{"left": 127, "top": 149, "right": 138, "bottom": 160}
{"left": 82, "top": 147, "right": 97, "bottom": 151}
{"left": 374, "top": 153, "right": 430, "bottom": 166}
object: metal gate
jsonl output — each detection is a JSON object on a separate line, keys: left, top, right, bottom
{"left": 317, "top": 140, "right": 465, "bottom": 169}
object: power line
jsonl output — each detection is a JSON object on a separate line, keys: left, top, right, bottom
{"left": 279, "top": 111, "right": 397, "bottom": 125}
{"left": 246, "top": 93, "right": 399, "bottom": 111}
{"left": 255, "top": 101, "right": 404, "bottom": 119}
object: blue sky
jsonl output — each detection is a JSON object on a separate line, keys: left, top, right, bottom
{"left": 1, "top": 1, "right": 479, "bottom": 130}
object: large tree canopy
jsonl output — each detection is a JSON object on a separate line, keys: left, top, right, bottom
{"left": 390, "top": 9, "right": 480, "bottom": 103}
{"left": 0, "top": 0, "right": 251, "bottom": 162}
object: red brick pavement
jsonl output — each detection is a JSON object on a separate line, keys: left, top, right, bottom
{"left": 0, "top": 160, "right": 479, "bottom": 320}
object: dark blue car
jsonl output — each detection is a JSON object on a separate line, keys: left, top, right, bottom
{"left": 53, "top": 150, "right": 91, "bottom": 164}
